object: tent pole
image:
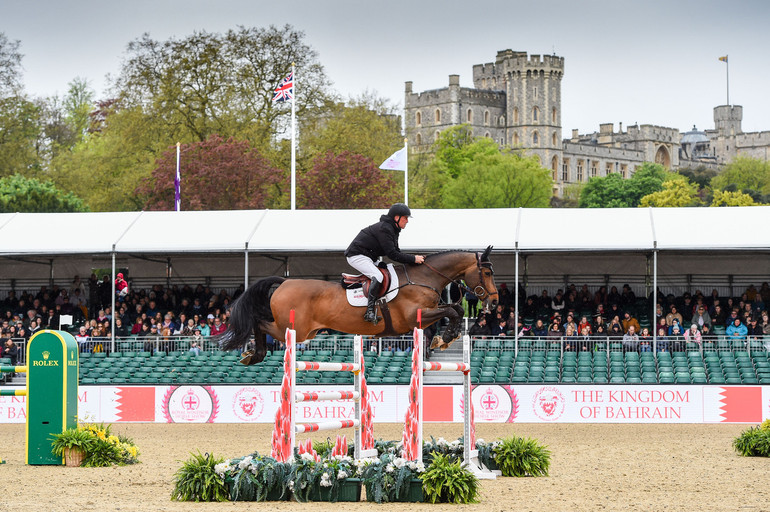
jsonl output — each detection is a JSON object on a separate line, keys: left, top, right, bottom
{"left": 244, "top": 243, "right": 249, "bottom": 291}
{"left": 514, "top": 246, "right": 519, "bottom": 356}
{"left": 111, "top": 250, "right": 116, "bottom": 352}
{"left": 653, "top": 248, "right": 658, "bottom": 353}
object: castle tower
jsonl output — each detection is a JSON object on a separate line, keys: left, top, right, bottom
{"left": 474, "top": 50, "right": 564, "bottom": 176}
{"left": 714, "top": 105, "right": 742, "bottom": 137}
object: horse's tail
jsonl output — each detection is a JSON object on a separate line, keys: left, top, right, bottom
{"left": 219, "top": 276, "right": 285, "bottom": 352}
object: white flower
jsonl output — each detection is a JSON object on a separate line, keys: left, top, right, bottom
{"left": 393, "top": 457, "right": 406, "bottom": 469}
{"left": 385, "top": 463, "right": 395, "bottom": 473}
{"left": 337, "top": 470, "right": 349, "bottom": 479}
{"left": 288, "top": 480, "right": 295, "bottom": 491}
{"left": 320, "top": 473, "right": 332, "bottom": 487}
{"left": 237, "top": 455, "right": 253, "bottom": 469}
{"left": 214, "top": 462, "right": 230, "bottom": 478}
{"left": 300, "top": 452, "right": 315, "bottom": 462}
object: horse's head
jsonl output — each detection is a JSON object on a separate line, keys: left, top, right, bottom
{"left": 463, "top": 245, "right": 498, "bottom": 314}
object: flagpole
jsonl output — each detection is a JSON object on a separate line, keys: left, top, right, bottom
{"left": 725, "top": 55, "right": 729, "bottom": 106}
{"left": 175, "top": 142, "right": 181, "bottom": 212}
{"left": 291, "top": 62, "right": 296, "bottom": 211}
{"left": 404, "top": 138, "right": 408, "bottom": 205}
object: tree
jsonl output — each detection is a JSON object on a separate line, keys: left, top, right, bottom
{"left": 443, "top": 151, "right": 552, "bottom": 208}
{"left": 298, "top": 151, "right": 400, "bottom": 209}
{"left": 579, "top": 162, "right": 670, "bottom": 208}
{"left": 432, "top": 125, "right": 499, "bottom": 179}
{"left": 678, "top": 165, "right": 718, "bottom": 190}
{"left": 0, "top": 33, "right": 23, "bottom": 97}
{"left": 0, "top": 174, "right": 87, "bottom": 212}
{"left": 300, "top": 93, "right": 403, "bottom": 166}
{"left": 711, "top": 156, "right": 770, "bottom": 196}
{"left": 111, "top": 25, "right": 332, "bottom": 147}
{"left": 639, "top": 177, "right": 700, "bottom": 207}
{"left": 710, "top": 189, "right": 759, "bottom": 207}
{"left": 137, "top": 135, "right": 285, "bottom": 210}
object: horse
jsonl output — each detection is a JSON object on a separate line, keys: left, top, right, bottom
{"left": 219, "top": 246, "right": 498, "bottom": 364}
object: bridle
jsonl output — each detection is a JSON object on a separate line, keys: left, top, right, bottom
{"left": 420, "top": 252, "right": 498, "bottom": 303}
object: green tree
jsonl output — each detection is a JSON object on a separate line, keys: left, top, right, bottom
{"left": 0, "top": 174, "right": 87, "bottom": 212}
{"left": 137, "top": 135, "right": 285, "bottom": 211}
{"left": 432, "top": 125, "right": 498, "bottom": 178}
{"left": 0, "top": 33, "right": 23, "bottom": 96}
{"left": 639, "top": 177, "right": 700, "bottom": 207}
{"left": 298, "top": 151, "right": 400, "bottom": 209}
{"left": 710, "top": 189, "right": 759, "bottom": 207}
{"left": 443, "top": 151, "right": 552, "bottom": 208}
{"left": 678, "top": 165, "right": 718, "bottom": 190}
{"left": 711, "top": 156, "right": 770, "bottom": 195}
{"left": 579, "top": 162, "right": 669, "bottom": 208}
{"left": 300, "top": 93, "right": 403, "bottom": 166}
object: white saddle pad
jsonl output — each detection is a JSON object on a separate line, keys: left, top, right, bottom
{"left": 345, "top": 264, "right": 400, "bottom": 306}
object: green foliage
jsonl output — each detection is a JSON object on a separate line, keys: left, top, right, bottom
{"left": 639, "top": 177, "right": 700, "bottom": 207}
{"left": 298, "top": 151, "right": 400, "bottom": 209}
{"left": 678, "top": 166, "right": 718, "bottom": 189}
{"left": 733, "top": 424, "right": 770, "bottom": 457}
{"left": 0, "top": 174, "right": 87, "bottom": 212}
{"left": 712, "top": 156, "right": 770, "bottom": 196}
{"left": 172, "top": 451, "right": 229, "bottom": 502}
{"left": 492, "top": 436, "right": 551, "bottom": 477}
{"left": 710, "top": 189, "right": 759, "bottom": 207}
{"left": 51, "top": 423, "right": 140, "bottom": 467}
{"left": 286, "top": 454, "right": 356, "bottom": 503}
{"left": 580, "top": 162, "right": 671, "bottom": 208}
{"left": 0, "top": 96, "right": 43, "bottom": 177}
{"left": 218, "top": 454, "right": 290, "bottom": 502}
{"left": 358, "top": 453, "right": 425, "bottom": 503}
{"left": 420, "top": 453, "right": 479, "bottom": 504}
{"left": 301, "top": 93, "right": 403, "bottom": 165}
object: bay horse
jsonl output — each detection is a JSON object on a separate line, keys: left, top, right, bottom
{"left": 219, "top": 246, "right": 498, "bottom": 364}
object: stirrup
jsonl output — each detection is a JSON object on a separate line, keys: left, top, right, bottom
{"left": 364, "top": 308, "right": 379, "bottom": 325}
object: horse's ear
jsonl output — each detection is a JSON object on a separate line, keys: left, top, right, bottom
{"left": 481, "top": 245, "right": 493, "bottom": 261}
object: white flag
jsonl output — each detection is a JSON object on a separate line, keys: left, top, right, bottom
{"left": 379, "top": 146, "right": 407, "bottom": 171}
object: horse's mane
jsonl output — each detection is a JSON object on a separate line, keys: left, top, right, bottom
{"left": 424, "top": 250, "right": 473, "bottom": 261}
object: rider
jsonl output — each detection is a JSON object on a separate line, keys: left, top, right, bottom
{"left": 345, "top": 203, "right": 425, "bottom": 324}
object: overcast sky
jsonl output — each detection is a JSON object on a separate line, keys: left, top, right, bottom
{"left": 3, "top": 0, "right": 769, "bottom": 135}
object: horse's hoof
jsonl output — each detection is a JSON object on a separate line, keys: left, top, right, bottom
{"left": 439, "top": 335, "right": 461, "bottom": 351}
{"left": 239, "top": 351, "right": 255, "bottom": 366}
{"left": 430, "top": 335, "right": 445, "bottom": 350}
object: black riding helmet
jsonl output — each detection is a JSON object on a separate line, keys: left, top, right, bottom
{"left": 388, "top": 203, "right": 412, "bottom": 219}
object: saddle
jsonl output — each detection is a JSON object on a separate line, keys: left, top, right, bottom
{"left": 341, "top": 265, "right": 391, "bottom": 298}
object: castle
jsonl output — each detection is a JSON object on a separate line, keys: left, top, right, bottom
{"left": 404, "top": 50, "right": 770, "bottom": 195}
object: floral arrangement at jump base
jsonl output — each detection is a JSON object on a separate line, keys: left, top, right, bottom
{"left": 50, "top": 422, "right": 140, "bottom": 467}
{"left": 733, "top": 419, "right": 770, "bottom": 457}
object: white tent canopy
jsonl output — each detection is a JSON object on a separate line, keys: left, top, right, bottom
{"left": 0, "top": 207, "right": 768, "bottom": 296}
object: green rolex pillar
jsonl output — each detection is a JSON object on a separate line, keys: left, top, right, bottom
{"left": 25, "top": 330, "right": 79, "bottom": 465}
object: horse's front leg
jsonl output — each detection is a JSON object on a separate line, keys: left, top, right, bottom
{"left": 420, "top": 304, "right": 463, "bottom": 351}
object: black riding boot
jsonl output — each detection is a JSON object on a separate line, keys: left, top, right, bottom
{"left": 363, "top": 280, "right": 381, "bottom": 324}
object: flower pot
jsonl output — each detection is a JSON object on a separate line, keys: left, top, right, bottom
{"left": 365, "top": 478, "right": 423, "bottom": 503}
{"left": 64, "top": 447, "right": 85, "bottom": 467}
{"left": 305, "top": 478, "right": 361, "bottom": 502}
{"left": 265, "top": 486, "right": 290, "bottom": 501}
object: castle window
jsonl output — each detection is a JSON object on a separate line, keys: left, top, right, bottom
{"left": 532, "top": 131, "right": 539, "bottom": 146}
{"left": 552, "top": 107, "right": 557, "bottom": 124}
{"left": 605, "top": 162, "right": 613, "bottom": 176}
{"left": 481, "top": 78, "right": 486, "bottom": 88}
{"left": 467, "top": 109, "right": 473, "bottom": 123}
{"left": 533, "top": 107, "right": 539, "bottom": 122}
{"left": 415, "top": 111, "right": 422, "bottom": 126}
{"left": 577, "top": 160, "right": 584, "bottom": 181}
{"left": 416, "top": 133, "right": 422, "bottom": 145}
{"left": 435, "top": 109, "right": 441, "bottom": 124}
{"left": 551, "top": 156, "right": 559, "bottom": 181}
{"left": 484, "top": 111, "right": 490, "bottom": 126}
{"left": 492, "top": 77, "right": 497, "bottom": 88}
{"left": 621, "top": 164, "right": 628, "bottom": 179}
{"left": 552, "top": 132, "right": 557, "bottom": 146}
{"left": 513, "top": 107, "right": 519, "bottom": 124}
{"left": 561, "top": 158, "right": 570, "bottom": 181}
{"left": 534, "top": 86, "right": 538, "bottom": 99}
{"left": 485, "top": 132, "right": 490, "bottom": 138}
{"left": 513, "top": 132, "right": 519, "bottom": 146}
{"left": 591, "top": 161, "right": 598, "bottom": 177}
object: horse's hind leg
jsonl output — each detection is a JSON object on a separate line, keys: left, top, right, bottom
{"left": 238, "top": 328, "right": 268, "bottom": 366}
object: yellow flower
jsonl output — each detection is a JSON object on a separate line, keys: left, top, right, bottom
{"left": 108, "top": 435, "right": 120, "bottom": 445}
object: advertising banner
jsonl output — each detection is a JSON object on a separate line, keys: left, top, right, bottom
{"left": 0, "top": 385, "right": 767, "bottom": 424}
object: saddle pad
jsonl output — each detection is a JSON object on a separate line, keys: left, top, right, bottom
{"left": 345, "top": 264, "right": 399, "bottom": 306}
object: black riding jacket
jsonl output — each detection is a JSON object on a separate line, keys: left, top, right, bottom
{"left": 344, "top": 215, "right": 416, "bottom": 265}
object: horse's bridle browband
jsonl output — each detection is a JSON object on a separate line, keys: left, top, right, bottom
{"left": 415, "top": 252, "right": 497, "bottom": 304}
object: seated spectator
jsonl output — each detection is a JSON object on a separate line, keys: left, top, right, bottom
{"left": 210, "top": 316, "right": 227, "bottom": 337}
{"left": 670, "top": 324, "right": 684, "bottom": 351}
{"left": 747, "top": 317, "right": 764, "bottom": 339}
{"left": 684, "top": 324, "right": 702, "bottom": 345}
{"left": 592, "top": 324, "right": 608, "bottom": 340}
{"left": 469, "top": 316, "right": 491, "bottom": 336}
{"left": 198, "top": 316, "right": 212, "bottom": 337}
{"left": 609, "top": 323, "right": 623, "bottom": 340}
{"left": 608, "top": 315, "right": 622, "bottom": 333}
{"left": 577, "top": 316, "right": 592, "bottom": 335}
{"left": 562, "top": 314, "right": 577, "bottom": 335}
{"left": 531, "top": 319, "right": 547, "bottom": 337}
{"left": 2, "top": 338, "right": 18, "bottom": 366}
{"left": 622, "top": 325, "right": 639, "bottom": 352}
{"left": 622, "top": 312, "right": 640, "bottom": 334}
{"left": 189, "top": 340, "right": 202, "bottom": 356}
{"left": 639, "top": 327, "right": 652, "bottom": 352}
{"left": 691, "top": 306, "right": 711, "bottom": 331}
{"left": 75, "top": 325, "right": 90, "bottom": 353}
{"left": 726, "top": 318, "right": 748, "bottom": 340}
{"left": 547, "top": 322, "right": 563, "bottom": 339}
{"left": 760, "top": 311, "right": 770, "bottom": 336}
{"left": 115, "top": 317, "right": 129, "bottom": 337}
{"left": 656, "top": 327, "right": 669, "bottom": 352}
{"left": 668, "top": 318, "right": 684, "bottom": 336}
{"left": 665, "top": 306, "right": 683, "bottom": 327}
{"left": 562, "top": 325, "right": 577, "bottom": 351}
{"left": 577, "top": 326, "right": 592, "bottom": 351}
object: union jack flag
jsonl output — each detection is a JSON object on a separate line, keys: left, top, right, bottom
{"left": 272, "top": 71, "right": 294, "bottom": 103}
